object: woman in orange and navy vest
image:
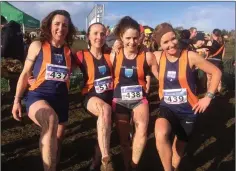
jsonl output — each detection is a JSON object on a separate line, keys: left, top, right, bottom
{"left": 111, "top": 16, "right": 159, "bottom": 171}
{"left": 152, "top": 23, "right": 222, "bottom": 171}
{"left": 75, "top": 23, "right": 115, "bottom": 171}
{"left": 11, "top": 10, "right": 76, "bottom": 170}
{"left": 205, "top": 29, "right": 225, "bottom": 93}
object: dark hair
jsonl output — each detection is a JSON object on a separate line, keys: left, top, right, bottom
{"left": 180, "top": 29, "right": 190, "bottom": 39}
{"left": 113, "top": 16, "right": 140, "bottom": 39}
{"left": 40, "top": 10, "right": 76, "bottom": 45}
{"left": 212, "top": 28, "right": 224, "bottom": 45}
{"left": 1, "top": 15, "right": 7, "bottom": 25}
{"left": 87, "top": 22, "right": 106, "bottom": 49}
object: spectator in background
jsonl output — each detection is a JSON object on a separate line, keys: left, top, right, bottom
{"left": 1, "top": 15, "right": 7, "bottom": 29}
{"left": 205, "top": 29, "right": 225, "bottom": 93}
{"left": 143, "top": 28, "right": 153, "bottom": 50}
{"left": 106, "top": 25, "right": 110, "bottom": 36}
{"left": 23, "top": 32, "right": 32, "bottom": 58}
{"left": 1, "top": 16, "right": 24, "bottom": 62}
{"left": 106, "top": 26, "right": 117, "bottom": 48}
{"left": 189, "top": 27, "right": 198, "bottom": 39}
{"left": 178, "top": 29, "right": 191, "bottom": 50}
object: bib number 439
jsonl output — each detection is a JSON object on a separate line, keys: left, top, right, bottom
{"left": 163, "top": 88, "right": 187, "bottom": 104}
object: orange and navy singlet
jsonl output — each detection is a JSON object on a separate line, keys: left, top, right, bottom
{"left": 158, "top": 50, "right": 199, "bottom": 115}
{"left": 113, "top": 48, "right": 149, "bottom": 100}
{"left": 76, "top": 50, "right": 113, "bottom": 94}
{"left": 25, "top": 41, "right": 72, "bottom": 123}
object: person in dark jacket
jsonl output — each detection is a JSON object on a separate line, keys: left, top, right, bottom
{"left": 1, "top": 18, "right": 24, "bottom": 61}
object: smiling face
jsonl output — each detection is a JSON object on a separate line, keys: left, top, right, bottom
{"left": 120, "top": 28, "right": 140, "bottom": 52}
{"left": 50, "top": 14, "right": 69, "bottom": 43}
{"left": 160, "top": 31, "right": 178, "bottom": 55}
{"left": 88, "top": 24, "right": 106, "bottom": 48}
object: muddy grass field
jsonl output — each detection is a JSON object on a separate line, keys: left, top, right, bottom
{"left": 1, "top": 78, "right": 235, "bottom": 171}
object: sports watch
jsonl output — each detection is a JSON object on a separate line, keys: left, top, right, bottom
{"left": 205, "top": 92, "right": 215, "bottom": 99}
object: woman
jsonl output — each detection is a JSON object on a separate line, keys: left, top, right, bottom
{"left": 152, "top": 23, "right": 222, "bottom": 171}
{"left": 12, "top": 10, "right": 76, "bottom": 171}
{"left": 205, "top": 29, "right": 225, "bottom": 93}
{"left": 75, "top": 22, "right": 114, "bottom": 171}
{"left": 111, "top": 16, "right": 159, "bottom": 171}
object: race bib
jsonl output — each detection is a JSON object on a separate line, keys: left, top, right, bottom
{"left": 45, "top": 64, "right": 69, "bottom": 82}
{"left": 121, "top": 85, "right": 143, "bottom": 100}
{"left": 163, "top": 88, "right": 187, "bottom": 104}
{"left": 94, "top": 76, "right": 113, "bottom": 94}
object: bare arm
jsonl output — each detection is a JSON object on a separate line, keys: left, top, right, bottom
{"left": 188, "top": 51, "right": 222, "bottom": 114}
{"left": 12, "top": 41, "right": 41, "bottom": 121}
{"left": 222, "top": 47, "right": 226, "bottom": 60}
{"left": 146, "top": 52, "right": 159, "bottom": 80}
{"left": 14, "top": 41, "right": 41, "bottom": 100}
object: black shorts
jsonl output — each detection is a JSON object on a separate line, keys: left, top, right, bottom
{"left": 82, "top": 91, "right": 113, "bottom": 109}
{"left": 157, "top": 106, "right": 196, "bottom": 142}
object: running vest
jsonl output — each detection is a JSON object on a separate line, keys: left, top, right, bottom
{"left": 159, "top": 50, "right": 198, "bottom": 114}
{"left": 113, "top": 48, "right": 149, "bottom": 100}
{"left": 29, "top": 41, "right": 71, "bottom": 95}
{"left": 209, "top": 40, "right": 224, "bottom": 60}
{"left": 76, "top": 50, "right": 113, "bottom": 95}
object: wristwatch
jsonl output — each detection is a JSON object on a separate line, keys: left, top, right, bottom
{"left": 205, "top": 92, "right": 215, "bottom": 99}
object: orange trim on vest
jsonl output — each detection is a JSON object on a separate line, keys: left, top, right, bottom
{"left": 82, "top": 51, "right": 113, "bottom": 95}
{"left": 82, "top": 50, "right": 95, "bottom": 95}
{"left": 29, "top": 42, "right": 71, "bottom": 91}
{"left": 136, "top": 51, "right": 146, "bottom": 91}
{"left": 209, "top": 44, "right": 224, "bottom": 58}
{"left": 104, "top": 53, "right": 113, "bottom": 77}
{"left": 158, "top": 51, "right": 166, "bottom": 99}
{"left": 158, "top": 50, "right": 198, "bottom": 108}
{"left": 114, "top": 49, "right": 146, "bottom": 90}
{"left": 64, "top": 46, "right": 71, "bottom": 89}
{"left": 114, "top": 50, "right": 124, "bottom": 88}
{"left": 178, "top": 50, "right": 198, "bottom": 107}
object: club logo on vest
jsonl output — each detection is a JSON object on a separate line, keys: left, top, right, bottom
{"left": 54, "top": 53, "right": 64, "bottom": 64}
{"left": 125, "top": 68, "right": 133, "bottom": 78}
{"left": 167, "top": 71, "right": 176, "bottom": 82}
{"left": 98, "top": 65, "right": 107, "bottom": 75}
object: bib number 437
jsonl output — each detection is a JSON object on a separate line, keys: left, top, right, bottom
{"left": 45, "top": 64, "right": 69, "bottom": 82}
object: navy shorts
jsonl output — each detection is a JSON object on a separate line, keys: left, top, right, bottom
{"left": 157, "top": 106, "right": 196, "bottom": 142}
{"left": 24, "top": 91, "right": 69, "bottom": 123}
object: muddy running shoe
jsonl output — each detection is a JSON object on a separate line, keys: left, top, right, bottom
{"left": 100, "top": 156, "right": 115, "bottom": 171}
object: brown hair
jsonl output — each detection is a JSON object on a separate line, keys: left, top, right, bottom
{"left": 189, "top": 27, "right": 197, "bottom": 32}
{"left": 40, "top": 10, "right": 76, "bottom": 45}
{"left": 87, "top": 22, "right": 106, "bottom": 48}
{"left": 152, "top": 22, "right": 175, "bottom": 46}
{"left": 113, "top": 16, "right": 140, "bottom": 39}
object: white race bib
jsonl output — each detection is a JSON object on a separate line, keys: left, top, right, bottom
{"left": 94, "top": 76, "right": 113, "bottom": 94}
{"left": 121, "top": 85, "right": 143, "bottom": 100}
{"left": 45, "top": 64, "right": 69, "bottom": 82}
{"left": 163, "top": 88, "right": 187, "bottom": 104}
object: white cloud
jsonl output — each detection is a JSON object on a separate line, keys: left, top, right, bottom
{"left": 171, "top": 4, "right": 235, "bottom": 32}
{"left": 10, "top": 2, "right": 97, "bottom": 30}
